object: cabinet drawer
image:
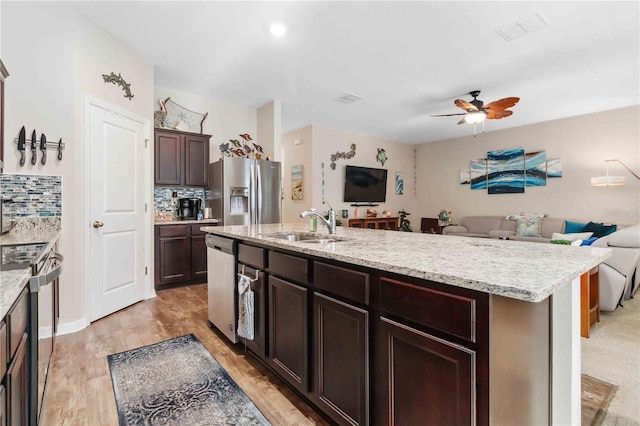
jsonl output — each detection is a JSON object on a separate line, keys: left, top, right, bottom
{"left": 314, "top": 261, "right": 369, "bottom": 305}
{"left": 269, "top": 251, "right": 308, "bottom": 285}
{"left": 238, "top": 244, "right": 265, "bottom": 269}
{"left": 7, "top": 288, "right": 28, "bottom": 360}
{"left": 380, "top": 277, "right": 476, "bottom": 342}
{"left": 191, "top": 224, "right": 207, "bottom": 236}
{"left": 158, "top": 225, "right": 188, "bottom": 238}
{"left": 0, "top": 321, "right": 6, "bottom": 378}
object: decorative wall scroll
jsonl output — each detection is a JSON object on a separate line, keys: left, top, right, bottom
{"left": 395, "top": 172, "right": 404, "bottom": 195}
{"left": 102, "top": 72, "right": 134, "bottom": 100}
{"left": 463, "top": 148, "right": 562, "bottom": 194}
{"left": 291, "top": 165, "right": 303, "bottom": 200}
{"left": 329, "top": 143, "right": 356, "bottom": 170}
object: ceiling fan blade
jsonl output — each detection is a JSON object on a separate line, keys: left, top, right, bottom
{"left": 483, "top": 97, "right": 520, "bottom": 111}
{"left": 454, "top": 99, "right": 478, "bottom": 111}
{"left": 486, "top": 109, "right": 513, "bottom": 120}
{"left": 457, "top": 117, "right": 467, "bottom": 125}
{"left": 431, "top": 113, "right": 467, "bottom": 117}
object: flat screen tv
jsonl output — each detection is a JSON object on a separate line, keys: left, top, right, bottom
{"left": 343, "top": 165, "right": 388, "bottom": 203}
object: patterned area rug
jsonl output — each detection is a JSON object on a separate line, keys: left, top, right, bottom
{"left": 108, "top": 334, "right": 271, "bottom": 426}
{"left": 582, "top": 374, "right": 618, "bottom": 426}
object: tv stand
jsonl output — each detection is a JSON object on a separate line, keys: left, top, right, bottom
{"left": 350, "top": 203, "right": 380, "bottom": 207}
{"left": 348, "top": 217, "right": 398, "bottom": 231}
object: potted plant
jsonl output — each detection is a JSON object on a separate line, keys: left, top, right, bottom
{"left": 398, "top": 209, "right": 412, "bottom": 232}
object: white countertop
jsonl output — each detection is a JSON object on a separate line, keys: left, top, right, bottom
{"left": 155, "top": 218, "right": 220, "bottom": 225}
{"left": 201, "top": 223, "right": 612, "bottom": 303}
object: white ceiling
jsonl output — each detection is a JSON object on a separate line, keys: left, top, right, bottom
{"left": 63, "top": 1, "right": 640, "bottom": 144}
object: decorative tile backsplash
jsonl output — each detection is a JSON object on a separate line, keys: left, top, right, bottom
{"left": 1, "top": 174, "right": 62, "bottom": 218}
{"left": 154, "top": 187, "right": 205, "bottom": 215}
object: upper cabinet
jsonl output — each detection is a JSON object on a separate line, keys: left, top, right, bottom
{"left": 154, "top": 128, "right": 211, "bottom": 187}
{"left": 0, "top": 59, "right": 9, "bottom": 172}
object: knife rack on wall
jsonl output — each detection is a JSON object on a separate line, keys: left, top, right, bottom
{"left": 13, "top": 126, "right": 66, "bottom": 166}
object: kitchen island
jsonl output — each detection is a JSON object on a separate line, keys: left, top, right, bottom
{"left": 202, "top": 223, "right": 611, "bottom": 426}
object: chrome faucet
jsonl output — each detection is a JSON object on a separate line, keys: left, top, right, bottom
{"left": 300, "top": 203, "right": 337, "bottom": 235}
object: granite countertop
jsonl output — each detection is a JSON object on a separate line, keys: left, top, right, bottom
{"left": 155, "top": 218, "right": 220, "bottom": 225}
{"left": 1, "top": 219, "right": 61, "bottom": 319}
{"left": 201, "top": 223, "right": 612, "bottom": 303}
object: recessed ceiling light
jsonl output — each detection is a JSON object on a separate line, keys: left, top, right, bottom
{"left": 270, "top": 22, "right": 287, "bottom": 38}
{"left": 334, "top": 93, "right": 363, "bottom": 104}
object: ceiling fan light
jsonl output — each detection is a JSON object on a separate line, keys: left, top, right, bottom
{"left": 591, "top": 175, "right": 626, "bottom": 187}
{"left": 464, "top": 111, "right": 486, "bottom": 124}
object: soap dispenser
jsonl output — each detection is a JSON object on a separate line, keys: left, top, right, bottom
{"left": 309, "top": 208, "right": 317, "bottom": 232}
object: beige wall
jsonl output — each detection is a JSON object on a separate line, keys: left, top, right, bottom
{"left": 282, "top": 125, "right": 418, "bottom": 227}
{"left": 257, "top": 100, "right": 281, "bottom": 161}
{"left": 282, "top": 126, "right": 313, "bottom": 223}
{"left": 2, "top": 2, "right": 154, "bottom": 332}
{"left": 154, "top": 86, "right": 257, "bottom": 163}
{"left": 415, "top": 106, "right": 640, "bottom": 226}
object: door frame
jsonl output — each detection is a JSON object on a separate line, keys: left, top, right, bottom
{"left": 83, "top": 96, "right": 154, "bottom": 325}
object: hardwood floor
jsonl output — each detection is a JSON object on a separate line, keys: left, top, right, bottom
{"left": 41, "top": 283, "right": 330, "bottom": 426}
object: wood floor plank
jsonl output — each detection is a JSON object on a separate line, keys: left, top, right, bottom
{"left": 41, "top": 283, "right": 330, "bottom": 426}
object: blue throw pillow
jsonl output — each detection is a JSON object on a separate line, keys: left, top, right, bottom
{"left": 564, "top": 221, "right": 587, "bottom": 233}
{"left": 580, "top": 237, "right": 598, "bottom": 246}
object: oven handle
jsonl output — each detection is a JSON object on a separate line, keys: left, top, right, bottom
{"left": 29, "top": 252, "right": 64, "bottom": 292}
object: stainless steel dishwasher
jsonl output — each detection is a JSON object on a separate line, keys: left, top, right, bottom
{"left": 206, "top": 234, "right": 238, "bottom": 343}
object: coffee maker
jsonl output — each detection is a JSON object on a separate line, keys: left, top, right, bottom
{"left": 177, "top": 198, "right": 201, "bottom": 220}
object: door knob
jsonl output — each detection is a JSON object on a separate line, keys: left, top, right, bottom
{"left": 92, "top": 221, "right": 104, "bottom": 228}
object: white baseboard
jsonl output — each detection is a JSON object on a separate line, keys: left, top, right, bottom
{"left": 57, "top": 317, "right": 89, "bottom": 336}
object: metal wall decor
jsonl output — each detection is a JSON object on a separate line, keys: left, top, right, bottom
{"left": 102, "top": 72, "right": 134, "bottom": 100}
{"left": 14, "top": 126, "right": 65, "bottom": 166}
{"left": 329, "top": 143, "right": 356, "bottom": 170}
{"left": 376, "top": 148, "right": 388, "bottom": 166}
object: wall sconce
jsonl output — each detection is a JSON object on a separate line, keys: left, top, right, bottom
{"left": 591, "top": 159, "right": 640, "bottom": 187}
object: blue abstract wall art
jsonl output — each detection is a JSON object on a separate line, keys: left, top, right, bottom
{"left": 459, "top": 169, "right": 470, "bottom": 185}
{"left": 470, "top": 159, "right": 488, "bottom": 190}
{"left": 487, "top": 148, "right": 525, "bottom": 194}
{"left": 547, "top": 158, "right": 562, "bottom": 178}
{"left": 525, "top": 150, "right": 547, "bottom": 187}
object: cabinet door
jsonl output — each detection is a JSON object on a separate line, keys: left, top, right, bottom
{"left": 239, "top": 264, "right": 266, "bottom": 360}
{"left": 155, "top": 225, "right": 190, "bottom": 285}
{"left": 314, "top": 293, "right": 369, "bottom": 426}
{"left": 6, "top": 333, "right": 28, "bottom": 426}
{"left": 374, "top": 317, "right": 475, "bottom": 426}
{"left": 0, "top": 384, "right": 5, "bottom": 426}
{"left": 190, "top": 233, "right": 207, "bottom": 282}
{"left": 154, "top": 131, "right": 182, "bottom": 185}
{"left": 268, "top": 276, "right": 308, "bottom": 395}
{"left": 184, "top": 134, "right": 209, "bottom": 187}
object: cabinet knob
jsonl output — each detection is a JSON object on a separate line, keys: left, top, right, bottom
{"left": 92, "top": 221, "right": 104, "bottom": 228}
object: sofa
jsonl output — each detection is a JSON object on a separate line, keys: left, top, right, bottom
{"left": 442, "top": 215, "right": 566, "bottom": 243}
{"left": 441, "top": 215, "right": 640, "bottom": 311}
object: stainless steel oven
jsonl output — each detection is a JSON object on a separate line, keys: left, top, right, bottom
{"left": 27, "top": 240, "right": 63, "bottom": 424}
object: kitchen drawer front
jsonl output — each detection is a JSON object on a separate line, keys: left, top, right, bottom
{"left": 380, "top": 277, "right": 476, "bottom": 343}
{"left": 238, "top": 244, "right": 266, "bottom": 269}
{"left": 6, "top": 288, "right": 28, "bottom": 361}
{"left": 269, "top": 251, "right": 309, "bottom": 285}
{"left": 190, "top": 224, "right": 208, "bottom": 236}
{"left": 0, "top": 321, "right": 6, "bottom": 378}
{"left": 314, "top": 261, "right": 369, "bottom": 305}
{"left": 158, "top": 225, "right": 188, "bottom": 238}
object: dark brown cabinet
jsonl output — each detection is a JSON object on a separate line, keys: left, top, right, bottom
{"left": 375, "top": 317, "right": 475, "bottom": 426}
{"left": 6, "top": 334, "right": 28, "bottom": 426}
{"left": 0, "top": 384, "right": 6, "bottom": 426}
{"left": 154, "top": 128, "right": 210, "bottom": 187}
{"left": 313, "top": 293, "right": 369, "bottom": 426}
{"left": 155, "top": 224, "right": 211, "bottom": 289}
{"left": 267, "top": 276, "right": 309, "bottom": 395}
{"left": 238, "top": 244, "right": 267, "bottom": 360}
{"left": 348, "top": 217, "right": 398, "bottom": 230}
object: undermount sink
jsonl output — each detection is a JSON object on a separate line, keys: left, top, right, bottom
{"left": 265, "top": 232, "right": 346, "bottom": 244}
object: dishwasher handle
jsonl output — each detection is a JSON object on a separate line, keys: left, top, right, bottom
{"left": 205, "top": 234, "right": 236, "bottom": 255}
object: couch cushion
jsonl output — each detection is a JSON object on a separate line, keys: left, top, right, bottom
{"left": 459, "top": 216, "right": 503, "bottom": 235}
{"left": 607, "top": 224, "right": 640, "bottom": 248}
{"left": 489, "top": 229, "right": 516, "bottom": 239}
{"left": 584, "top": 222, "right": 618, "bottom": 238}
{"left": 564, "top": 220, "right": 587, "bottom": 233}
{"left": 539, "top": 218, "right": 566, "bottom": 238}
{"left": 551, "top": 232, "right": 594, "bottom": 242}
{"left": 516, "top": 217, "right": 542, "bottom": 237}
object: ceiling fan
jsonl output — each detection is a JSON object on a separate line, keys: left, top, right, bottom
{"left": 432, "top": 91, "right": 520, "bottom": 133}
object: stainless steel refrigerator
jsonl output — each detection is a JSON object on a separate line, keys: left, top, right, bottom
{"left": 206, "top": 157, "right": 282, "bottom": 225}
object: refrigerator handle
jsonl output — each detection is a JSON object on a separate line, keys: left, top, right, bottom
{"left": 250, "top": 162, "right": 257, "bottom": 225}
{"left": 256, "top": 162, "right": 262, "bottom": 225}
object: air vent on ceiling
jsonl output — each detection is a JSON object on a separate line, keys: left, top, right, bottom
{"left": 334, "top": 93, "right": 363, "bottom": 104}
{"left": 495, "top": 11, "right": 550, "bottom": 42}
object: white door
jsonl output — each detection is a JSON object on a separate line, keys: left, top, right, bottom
{"left": 88, "top": 101, "right": 148, "bottom": 322}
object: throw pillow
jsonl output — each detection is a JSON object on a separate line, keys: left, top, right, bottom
{"left": 516, "top": 217, "right": 542, "bottom": 237}
{"left": 580, "top": 237, "right": 598, "bottom": 246}
{"left": 550, "top": 232, "right": 594, "bottom": 242}
{"left": 584, "top": 222, "right": 617, "bottom": 238}
{"left": 564, "top": 220, "right": 587, "bottom": 233}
